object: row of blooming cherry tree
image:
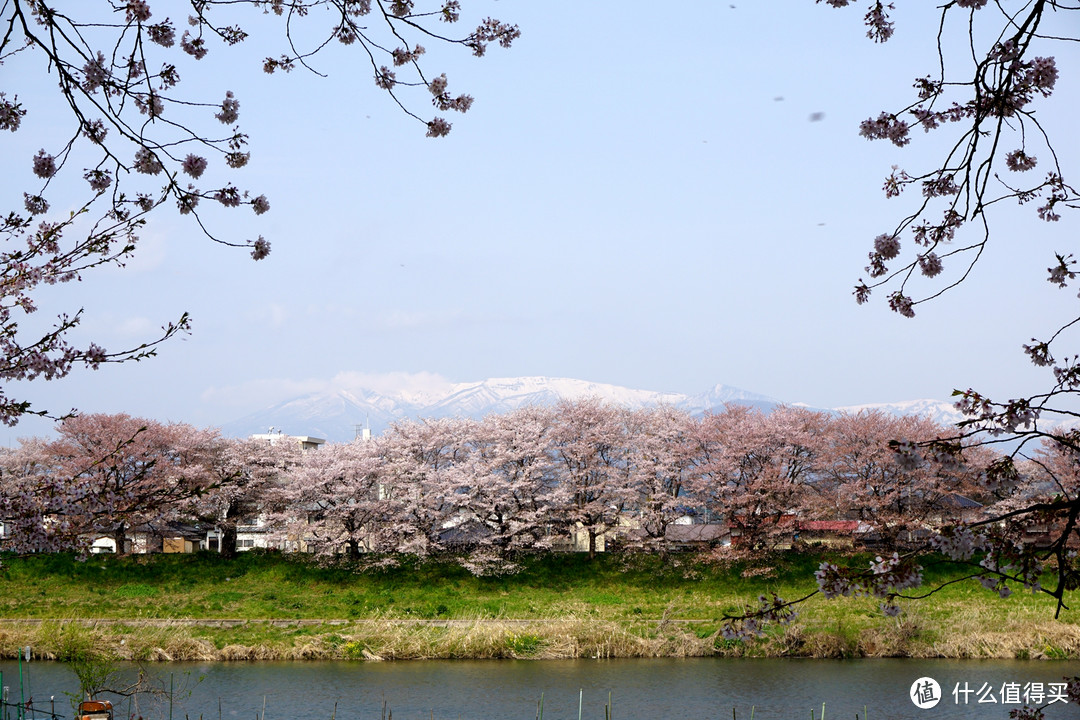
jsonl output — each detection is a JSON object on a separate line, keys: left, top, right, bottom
{"left": 1, "top": 398, "right": 1075, "bottom": 569}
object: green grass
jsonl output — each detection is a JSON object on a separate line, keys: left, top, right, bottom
{"left": 0, "top": 549, "right": 1059, "bottom": 621}
{"left": 0, "top": 550, "right": 1076, "bottom": 660}
{"left": 0, "top": 551, "right": 737, "bottom": 620}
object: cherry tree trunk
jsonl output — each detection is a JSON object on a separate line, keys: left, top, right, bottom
{"left": 220, "top": 525, "right": 239, "bottom": 559}
{"left": 112, "top": 522, "right": 127, "bottom": 556}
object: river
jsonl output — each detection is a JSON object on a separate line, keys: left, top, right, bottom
{"left": 2, "top": 658, "right": 1078, "bottom": 720}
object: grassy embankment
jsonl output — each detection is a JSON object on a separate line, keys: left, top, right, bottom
{"left": 1, "top": 550, "right": 1078, "bottom": 661}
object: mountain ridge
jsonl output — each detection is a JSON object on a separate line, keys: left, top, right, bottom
{"left": 220, "top": 375, "right": 965, "bottom": 443}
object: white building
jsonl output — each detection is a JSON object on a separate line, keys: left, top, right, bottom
{"left": 249, "top": 427, "right": 326, "bottom": 452}
{"left": 204, "top": 429, "right": 327, "bottom": 552}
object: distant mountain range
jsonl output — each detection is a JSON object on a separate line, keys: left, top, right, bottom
{"left": 220, "top": 376, "right": 965, "bottom": 443}
{"left": 831, "top": 398, "right": 966, "bottom": 429}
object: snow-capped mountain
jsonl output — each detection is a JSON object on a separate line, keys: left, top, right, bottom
{"left": 230, "top": 389, "right": 409, "bottom": 442}
{"left": 220, "top": 375, "right": 962, "bottom": 443}
{"left": 222, "top": 376, "right": 777, "bottom": 442}
{"left": 425, "top": 377, "right": 688, "bottom": 419}
{"left": 680, "top": 384, "right": 782, "bottom": 415}
{"left": 833, "top": 398, "right": 965, "bottom": 427}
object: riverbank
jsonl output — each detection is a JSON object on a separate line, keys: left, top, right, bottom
{"left": 3, "top": 551, "right": 1077, "bottom": 661}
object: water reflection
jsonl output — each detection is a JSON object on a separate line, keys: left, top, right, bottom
{"left": 2, "top": 658, "right": 1077, "bottom": 720}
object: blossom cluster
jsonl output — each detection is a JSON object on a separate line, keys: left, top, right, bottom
{"left": 182, "top": 155, "right": 208, "bottom": 179}
{"left": 952, "top": 390, "right": 1044, "bottom": 436}
{"left": 917, "top": 252, "right": 942, "bottom": 278}
{"left": 0, "top": 94, "right": 24, "bottom": 132}
{"left": 1052, "top": 359, "right": 1080, "bottom": 391}
{"left": 147, "top": 21, "right": 176, "bottom": 48}
{"left": 1022, "top": 341, "right": 1053, "bottom": 368}
{"left": 822, "top": 0, "right": 1079, "bottom": 333}
{"left": 921, "top": 174, "right": 958, "bottom": 199}
{"left": 180, "top": 31, "right": 208, "bottom": 60}
{"left": 426, "top": 118, "right": 452, "bottom": 137}
{"left": 887, "top": 291, "right": 914, "bottom": 318}
{"left": 133, "top": 91, "right": 164, "bottom": 118}
{"left": 858, "top": 112, "right": 909, "bottom": 147}
{"left": 1006, "top": 150, "right": 1038, "bottom": 172}
{"left": 84, "top": 169, "right": 113, "bottom": 193}
{"left": 32, "top": 151, "right": 56, "bottom": 179}
{"left": 863, "top": 2, "right": 894, "bottom": 43}
{"left": 721, "top": 593, "right": 797, "bottom": 641}
{"left": 133, "top": 147, "right": 163, "bottom": 175}
{"left": 392, "top": 45, "right": 425, "bottom": 65}
{"left": 930, "top": 525, "right": 986, "bottom": 561}
{"left": 814, "top": 552, "right": 924, "bottom": 614}
{"left": 82, "top": 52, "right": 110, "bottom": 94}
{"left": 1046, "top": 253, "right": 1076, "bottom": 287}
{"left": 466, "top": 18, "right": 521, "bottom": 56}
{"left": 126, "top": 0, "right": 151, "bottom": 23}
{"left": 250, "top": 237, "right": 271, "bottom": 260}
{"left": 215, "top": 91, "right": 240, "bottom": 125}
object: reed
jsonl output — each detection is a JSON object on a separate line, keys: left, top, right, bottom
{"left": 3, "top": 611, "right": 1078, "bottom": 661}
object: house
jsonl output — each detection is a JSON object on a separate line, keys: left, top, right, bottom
{"left": 249, "top": 429, "right": 326, "bottom": 452}
{"left": 89, "top": 536, "right": 118, "bottom": 554}
{"left": 928, "top": 493, "right": 984, "bottom": 526}
{"left": 615, "top": 517, "right": 731, "bottom": 552}
{"left": 663, "top": 523, "right": 731, "bottom": 551}
{"left": 543, "top": 522, "right": 625, "bottom": 554}
{"left": 201, "top": 429, "right": 328, "bottom": 553}
{"left": 162, "top": 524, "right": 207, "bottom": 553}
{"left": 794, "top": 520, "right": 865, "bottom": 549}
{"left": 163, "top": 536, "right": 199, "bottom": 553}
{"left": 1018, "top": 517, "right": 1080, "bottom": 549}
{"left": 205, "top": 515, "right": 284, "bottom": 553}
{"left": 437, "top": 518, "right": 495, "bottom": 549}
{"left": 85, "top": 522, "right": 208, "bottom": 554}
{"left": 85, "top": 527, "right": 159, "bottom": 554}
{"left": 728, "top": 512, "right": 798, "bottom": 550}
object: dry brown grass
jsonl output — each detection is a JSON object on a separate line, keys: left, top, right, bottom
{"left": 120, "top": 624, "right": 218, "bottom": 662}
{"left": 747, "top": 604, "right": 1080, "bottom": 659}
{"left": 1, "top": 610, "right": 1077, "bottom": 661}
{"left": 0, "top": 621, "right": 219, "bottom": 662}
{"left": 917, "top": 604, "right": 1080, "bottom": 659}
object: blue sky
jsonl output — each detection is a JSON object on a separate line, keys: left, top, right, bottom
{"left": 3, "top": 1, "right": 1077, "bottom": 440}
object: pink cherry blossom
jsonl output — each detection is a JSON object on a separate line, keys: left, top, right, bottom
{"left": 32, "top": 150, "right": 56, "bottom": 178}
